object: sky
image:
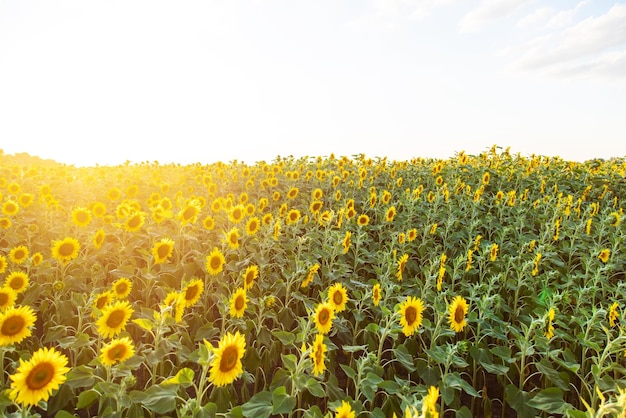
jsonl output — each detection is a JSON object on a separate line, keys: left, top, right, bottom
{"left": 0, "top": 0, "right": 625, "bottom": 167}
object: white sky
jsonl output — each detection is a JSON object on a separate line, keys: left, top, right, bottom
{"left": 1, "top": 0, "right": 625, "bottom": 166}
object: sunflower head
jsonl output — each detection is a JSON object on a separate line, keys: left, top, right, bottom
{"left": 111, "top": 278, "right": 133, "bottom": 299}
{"left": 207, "top": 331, "right": 246, "bottom": 387}
{"left": 0, "top": 287, "right": 18, "bottom": 312}
{"left": 334, "top": 400, "right": 355, "bottom": 418}
{"left": 313, "top": 302, "right": 335, "bottom": 335}
{"left": 96, "top": 300, "right": 134, "bottom": 339}
{"left": 100, "top": 337, "right": 136, "bottom": 366}
{"left": 71, "top": 207, "right": 93, "bottom": 227}
{"left": 327, "top": 283, "right": 348, "bottom": 313}
{"left": 52, "top": 237, "right": 81, "bottom": 264}
{"left": 5, "top": 271, "right": 29, "bottom": 293}
{"left": 310, "top": 333, "right": 327, "bottom": 376}
{"left": 243, "top": 265, "right": 259, "bottom": 290}
{"left": 399, "top": 296, "right": 425, "bottom": 337}
{"left": 9, "top": 246, "right": 29, "bottom": 264}
{"left": 225, "top": 227, "right": 240, "bottom": 250}
{"left": 448, "top": 296, "right": 468, "bottom": 333}
{"left": 182, "top": 278, "right": 204, "bottom": 307}
{"left": 229, "top": 288, "right": 247, "bottom": 318}
{"left": 8, "top": 346, "right": 70, "bottom": 406}
{"left": 152, "top": 238, "right": 175, "bottom": 264}
{"left": 372, "top": 283, "right": 382, "bottom": 307}
{"left": 0, "top": 305, "right": 37, "bottom": 346}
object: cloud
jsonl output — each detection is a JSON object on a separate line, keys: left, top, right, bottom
{"left": 458, "top": 0, "right": 536, "bottom": 33}
{"left": 545, "top": 0, "right": 589, "bottom": 29}
{"left": 505, "top": 3, "right": 626, "bottom": 81}
{"left": 516, "top": 7, "right": 554, "bottom": 29}
{"left": 346, "top": 0, "right": 455, "bottom": 30}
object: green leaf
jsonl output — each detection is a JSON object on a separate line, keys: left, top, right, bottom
{"left": 77, "top": 389, "right": 100, "bottom": 409}
{"left": 272, "top": 330, "right": 296, "bottom": 346}
{"left": 342, "top": 344, "right": 368, "bottom": 353}
{"left": 535, "top": 358, "right": 569, "bottom": 391}
{"left": 505, "top": 385, "right": 536, "bottom": 418}
{"left": 132, "top": 318, "right": 155, "bottom": 331}
{"left": 65, "top": 365, "right": 96, "bottom": 389}
{"left": 305, "top": 378, "right": 326, "bottom": 398}
{"left": 281, "top": 353, "right": 298, "bottom": 373}
{"left": 54, "top": 412, "right": 76, "bottom": 418}
{"left": 340, "top": 364, "right": 357, "bottom": 380}
{"left": 161, "top": 367, "right": 195, "bottom": 386}
{"left": 444, "top": 373, "right": 479, "bottom": 398}
{"left": 394, "top": 344, "right": 416, "bottom": 372}
{"left": 527, "top": 387, "right": 574, "bottom": 414}
{"left": 272, "top": 386, "right": 296, "bottom": 415}
{"left": 456, "top": 406, "right": 472, "bottom": 418}
{"left": 129, "top": 385, "right": 177, "bottom": 414}
{"left": 241, "top": 390, "right": 272, "bottom": 418}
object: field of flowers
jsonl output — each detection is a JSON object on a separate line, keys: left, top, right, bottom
{"left": 0, "top": 146, "right": 625, "bottom": 418}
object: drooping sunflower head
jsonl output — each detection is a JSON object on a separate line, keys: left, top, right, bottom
{"left": 342, "top": 231, "right": 352, "bottom": 254}
{"left": 182, "top": 278, "right": 204, "bottom": 308}
{"left": 71, "top": 207, "right": 92, "bottom": 227}
{"left": 111, "top": 278, "right": 133, "bottom": 299}
{"left": 489, "top": 243, "right": 499, "bottom": 262}
{"left": 100, "top": 337, "right": 136, "bottom": 366}
{"left": 229, "top": 288, "right": 247, "bottom": 318}
{"left": 207, "top": 331, "right": 246, "bottom": 387}
{"left": 313, "top": 302, "right": 335, "bottom": 335}
{"left": 5, "top": 271, "right": 29, "bottom": 293}
{"left": 327, "top": 283, "right": 348, "bottom": 313}
{"left": 8, "top": 346, "right": 70, "bottom": 406}
{"left": 96, "top": 300, "right": 134, "bottom": 339}
{"left": 51, "top": 237, "right": 81, "bottom": 264}
{"left": 243, "top": 265, "right": 259, "bottom": 290}
{"left": 9, "top": 246, "right": 29, "bottom": 265}
{"left": 399, "top": 296, "right": 425, "bottom": 337}
{"left": 0, "top": 286, "right": 18, "bottom": 312}
{"left": 0, "top": 305, "right": 37, "bottom": 346}
{"left": 448, "top": 295, "right": 468, "bottom": 333}
{"left": 206, "top": 248, "right": 226, "bottom": 276}
{"left": 152, "top": 238, "right": 174, "bottom": 264}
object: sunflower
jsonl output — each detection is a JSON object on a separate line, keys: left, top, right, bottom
{"left": 599, "top": 249, "right": 610, "bottom": 264}
{"left": 262, "top": 212, "right": 273, "bottom": 226}
{"left": 0, "top": 305, "right": 37, "bottom": 346}
{"left": 0, "top": 255, "right": 6, "bottom": 273}
{"left": 111, "top": 277, "right": 132, "bottom": 299}
{"left": 430, "top": 223, "right": 438, "bottom": 235}
{"left": 0, "top": 287, "right": 17, "bottom": 312}
{"left": 345, "top": 207, "right": 356, "bottom": 220}
{"left": 8, "top": 346, "right": 70, "bottom": 406}
{"left": 335, "top": 400, "right": 355, "bottom": 418}
{"left": 396, "top": 253, "right": 409, "bottom": 282}
{"left": 229, "top": 287, "right": 247, "bottom": 318}
{"left": 207, "top": 331, "right": 246, "bottom": 387}
{"left": 422, "top": 386, "right": 440, "bottom": 418}
{"left": 312, "top": 188, "right": 323, "bottom": 200}
{"left": 245, "top": 217, "right": 260, "bottom": 236}
{"left": 182, "top": 278, "right": 204, "bottom": 307}
{"left": 71, "top": 207, "right": 92, "bottom": 227}
{"left": 372, "top": 283, "right": 381, "bottom": 307}
{"left": 342, "top": 231, "right": 351, "bottom": 254}
{"left": 206, "top": 248, "right": 225, "bottom": 276}
{"left": 544, "top": 308, "right": 555, "bottom": 339}
{"left": 399, "top": 296, "right": 425, "bottom": 337}
{"left": 310, "top": 200, "right": 323, "bottom": 215}
{"left": 107, "top": 187, "right": 121, "bottom": 201}
{"left": 100, "top": 337, "right": 135, "bottom": 366}
{"left": 91, "top": 291, "right": 114, "bottom": 317}
{"left": 448, "top": 296, "right": 468, "bottom": 333}
{"left": 9, "top": 246, "right": 29, "bottom": 265}
{"left": 5, "top": 271, "right": 29, "bottom": 293}
{"left": 2, "top": 199, "right": 19, "bottom": 216}
{"left": 609, "top": 302, "right": 620, "bottom": 328}
{"left": 91, "top": 201, "right": 107, "bottom": 217}
{"left": 302, "top": 263, "right": 320, "bottom": 288}
{"left": 313, "top": 302, "right": 335, "bottom": 335}
{"left": 123, "top": 211, "right": 146, "bottom": 232}
{"left": 286, "top": 209, "right": 301, "bottom": 225}
{"left": 31, "top": 252, "right": 43, "bottom": 266}
{"left": 229, "top": 205, "right": 245, "bottom": 224}
{"left": 51, "top": 237, "right": 80, "bottom": 264}
{"left": 357, "top": 214, "right": 369, "bottom": 227}
{"left": 287, "top": 187, "right": 299, "bottom": 199}
{"left": 310, "top": 333, "right": 327, "bottom": 376}
{"left": 243, "top": 265, "right": 259, "bottom": 290}
{"left": 152, "top": 238, "right": 174, "bottom": 264}
{"left": 0, "top": 217, "right": 11, "bottom": 229}
{"left": 96, "top": 300, "right": 134, "bottom": 338}
{"left": 489, "top": 243, "right": 498, "bottom": 262}
{"left": 327, "top": 283, "right": 348, "bottom": 313}
{"left": 178, "top": 199, "right": 202, "bottom": 226}
{"left": 203, "top": 215, "right": 216, "bottom": 230}
{"left": 273, "top": 220, "right": 281, "bottom": 241}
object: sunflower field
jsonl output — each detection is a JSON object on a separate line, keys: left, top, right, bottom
{"left": 0, "top": 146, "right": 625, "bottom": 418}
